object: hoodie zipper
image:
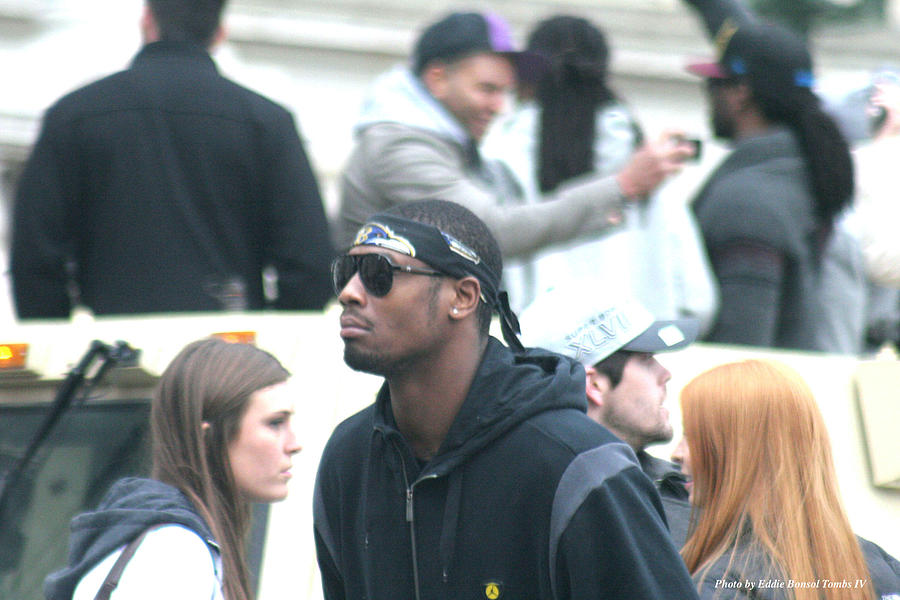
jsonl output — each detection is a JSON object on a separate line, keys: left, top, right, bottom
{"left": 407, "top": 473, "right": 439, "bottom": 600}
{"left": 390, "top": 436, "right": 437, "bottom": 600}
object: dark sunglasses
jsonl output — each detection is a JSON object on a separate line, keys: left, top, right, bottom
{"left": 331, "top": 253, "right": 445, "bottom": 297}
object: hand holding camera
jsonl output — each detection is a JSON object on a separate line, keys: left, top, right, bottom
{"left": 616, "top": 131, "right": 702, "bottom": 200}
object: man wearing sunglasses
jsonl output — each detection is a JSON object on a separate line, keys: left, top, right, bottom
{"left": 313, "top": 199, "right": 699, "bottom": 600}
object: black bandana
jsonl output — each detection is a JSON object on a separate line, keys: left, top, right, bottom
{"left": 352, "top": 214, "right": 523, "bottom": 352}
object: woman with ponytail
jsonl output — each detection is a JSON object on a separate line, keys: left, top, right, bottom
{"left": 482, "top": 16, "right": 714, "bottom": 322}
{"left": 482, "top": 16, "right": 638, "bottom": 311}
{"left": 45, "top": 338, "right": 301, "bottom": 600}
{"left": 527, "top": 15, "right": 638, "bottom": 195}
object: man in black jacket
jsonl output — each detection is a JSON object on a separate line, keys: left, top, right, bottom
{"left": 314, "top": 199, "right": 699, "bottom": 600}
{"left": 11, "top": 0, "right": 334, "bottom": 319}
{"left": 520, "top": 288, "right": 698, "bottom": 548}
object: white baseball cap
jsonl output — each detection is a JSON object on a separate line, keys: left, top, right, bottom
{"left": 519, "top": 286, "right": 699, "bottom": 366}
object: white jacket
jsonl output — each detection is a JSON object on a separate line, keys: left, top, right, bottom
{"left": 72, "top": 524, "right": 223, "bottom": 600}
{"left": 483, "top": 101, "right": 719, "bottom": 329}
{"left": 854, "top": 136, "right": 900, "bottom": 288}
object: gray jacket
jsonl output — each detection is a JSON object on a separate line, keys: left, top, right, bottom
{"left": 638, "top": 450, "right": 692, "bottom": 549}
{"left": 695, "top": 536, "right": 900, "bottom": 600}
{"left": 693, "top": 128, "right": 828, "bottom": 351}
{"left": 335, "top": 67, "right": 627, "bottom": 256}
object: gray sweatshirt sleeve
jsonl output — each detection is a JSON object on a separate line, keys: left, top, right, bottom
{"left": 340, "top": 123, "right": 627, "bottom": 258}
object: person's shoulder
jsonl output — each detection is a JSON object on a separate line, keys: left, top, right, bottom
{"left": 73, "top": 524, "right": 219, "bottom": 600}
{"left": 350, "top": 122, "right": 463, "bottom": 178}
{"left": 639, "top": 451, "right": 690, "bottom": 495}
{"left": 545, "top": 437, "right": 655, "bottom": 533}
{"left": 478, "top": 405, "right": 630, "bottom": 484}
{"left": 696, "top": 164, "right": 808, "bottom": 248}
{"left": 522, "top": 413, "right": 641, "bottom": 482}
{"left": 357, "top": 121, "right": 454, "bottom": 150}
{"left": 321, "top": 405, "right": 377, "bottom": 455}
{"left": 597, "top": 101, "right": 638, "bottom": 129}
{"left": 335, "top": 402, "right": 376, "bottom": 429}
{"left": 701, "top": 165, "right": 792, "bottom": 213}
{"left": 215, "top": 75, "right": 294, "bottom": 117}
{"left": 188, "top": 73, "right": 296, "bottom": 138}
{"left": 638, "top": 450, "right": 680, "bottom": 479}
{"left": 316, "top": 404, "right": 379, "bottom": 489}
{"left": 525, "top": 408, "right": 621, "bottom": 454}
{"left": 858, "top": 536, "right": 900, "bottom": 596}
{"left": 564, "top": 437, "right": 643, "bottom": 483}
{"left": 858, "top": 535, "right": 900, "bottom": 564}
{"left": 40, "top": 68, "right": 133, "bottom": 123}
{"left": 697, "top": 545, "right": 789, "bottom": 600}
{"left": 140, "top": 523, "right": 214, "bottom": 555}
{"left": 704, "top": 134, "right": 810, "bottom": 210}
{"left": 120, "top": 525, "right": 219, "bottom": 595}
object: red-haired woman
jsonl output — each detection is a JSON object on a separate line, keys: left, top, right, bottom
{"left": 674, "top": 359, "right": 899, "bottom": 600}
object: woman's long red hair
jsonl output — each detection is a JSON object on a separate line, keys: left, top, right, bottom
{"left": 680, "top": 360, "right": 872, "bottom": 600}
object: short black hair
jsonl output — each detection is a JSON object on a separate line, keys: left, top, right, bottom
{"left": 593, "top": 350, "right": 634, "bottom": 388}
{"left": 413, "top": 12, "right": 496, "bottom": 76}
{"left": 384, "top": 199, "right": 502, "bottom": 336}
{"left": 147, "top": 0, "right": 226, "bottom": 47}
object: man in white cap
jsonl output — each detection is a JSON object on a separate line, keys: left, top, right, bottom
{"left": 520, "top": 287, "right": 698, "bottom": 546}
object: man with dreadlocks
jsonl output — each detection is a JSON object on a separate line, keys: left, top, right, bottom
{"left": 683, "top": 0, "right": 856, "bottom": 351}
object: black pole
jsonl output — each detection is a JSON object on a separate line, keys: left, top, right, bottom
{"left": 0, "top": 340, "right": 137, "bottom": 521}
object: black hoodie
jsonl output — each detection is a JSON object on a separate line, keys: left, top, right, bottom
{"left": 44, "top": 477, "right": 217, "bottom": 600}
{"left": 314, "top": 338, "right": 699, "bottom": 600}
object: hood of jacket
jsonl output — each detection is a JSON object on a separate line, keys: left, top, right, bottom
{"left": 373, "top": 337, "right": 588, "bottom": 478}
{"left": 354, "top": 65, "right": 471, "bottom": 149}
{"left": 355, "top": 338, "right": 591, "bottom": 594}
{"left": 44, "top": 477, "right": 215, "bottom": 600}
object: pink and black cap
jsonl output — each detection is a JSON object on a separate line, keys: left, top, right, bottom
{"left": 687, "top": 19, "right": 814, "bottom": 91}
{"left": 413, "top": 11, "right": 545, "bottom": 80}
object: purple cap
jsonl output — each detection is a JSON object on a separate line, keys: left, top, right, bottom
{"left": 413, "top": 12, "right": 545, "bottom": 80}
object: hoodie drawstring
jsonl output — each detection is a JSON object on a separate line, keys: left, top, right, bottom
{"left": 438, "top": 468, "right": 463, "bottom": 584}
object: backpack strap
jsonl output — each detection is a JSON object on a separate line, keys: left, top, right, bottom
{"left": 93, "top": 526, "right": 159, "bottom": 600}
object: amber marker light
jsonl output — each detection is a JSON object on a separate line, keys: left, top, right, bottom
{"left": 0, "top": 343, "right": 28, "bottom": 370}
{"left": 211, "top": 331, "right": 257, "bottom": 345}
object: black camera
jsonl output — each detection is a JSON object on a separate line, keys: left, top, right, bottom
{"left": 683, "top": 138, "right": 703, "bottom": 162}
{"left": 672, "top": 135, "right": 703, "bottom": 162}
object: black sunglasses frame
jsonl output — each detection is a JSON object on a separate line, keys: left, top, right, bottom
{"left": 331, "top": 253, "right": 445, "bottom": 297}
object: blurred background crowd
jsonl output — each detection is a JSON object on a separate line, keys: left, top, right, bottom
{"left": 2, "top": 0, "right": 900, "bottom": 356}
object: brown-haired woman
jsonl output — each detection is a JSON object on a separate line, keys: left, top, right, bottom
{"left": 673, "top": 359, "right": 900, "bottom": 600}
{"left": 45, "top": 338, "right": 301, "bottom": 600}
